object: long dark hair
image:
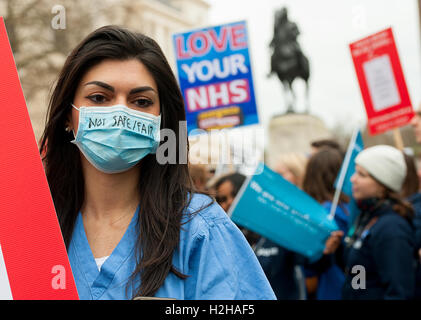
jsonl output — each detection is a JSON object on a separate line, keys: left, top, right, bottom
{"left": 213, "top": 173, "right": 246, "bottom": 196}
{"left": 368, "top": 173, "right": 415, "bottom": 221}
{"left": 302, "top": 148, "right": 349, "bottom": 204}
{"left": 401, "top": 153, "right": 420, "bottom": 198}
{"left": 39, "top": 25, "right": 206, "bottom": 298}
{"left": 382, "top": 188, "right": 414, "bottom": 220}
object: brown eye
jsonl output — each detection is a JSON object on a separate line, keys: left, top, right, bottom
{"left": 357, "top": 171, "right": 366, "bottom": 178}
{"left": 87, "top": 94, "right": 107, "bottom": 104}
{"left": 133, "top": 98, "right": 153, "bottom": 108}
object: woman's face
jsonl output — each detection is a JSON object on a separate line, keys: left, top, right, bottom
{"left": 351, "top": 165, "right": 385, "bottom": 200}
{"left": 70, "top": 59, "right": 160, "bottom": 134}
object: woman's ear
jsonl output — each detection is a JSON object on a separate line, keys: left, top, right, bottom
{"left": 64, "top": 120, "right": 72, "bottom": 132}
{"left": 65, "top": 110, "right": 74, "bottom": 132}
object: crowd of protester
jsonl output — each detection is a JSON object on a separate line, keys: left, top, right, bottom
{"left": 29, "top": 23, "right": 421, "bottom": 300}
{"left": 188, "top": 110, "right": 421, "bottom": 300}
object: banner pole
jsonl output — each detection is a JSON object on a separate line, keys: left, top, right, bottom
{"left": 328, "top": 127, "right": 359, "bottom": 221}
{"left": 392, "top": 127, "right": 404, "bottom": 151}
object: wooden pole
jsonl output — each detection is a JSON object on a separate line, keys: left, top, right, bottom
{"left": 392, "top": 127, "right": 404, "bottom": 151}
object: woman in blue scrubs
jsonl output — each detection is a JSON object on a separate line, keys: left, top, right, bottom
{"left": 38, "top": 25, "right": 275, "bottom": 300}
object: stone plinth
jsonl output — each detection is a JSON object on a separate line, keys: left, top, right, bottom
{"left": 267, "top": 113, "right": 332, "bottom": 167}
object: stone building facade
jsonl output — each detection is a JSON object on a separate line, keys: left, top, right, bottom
{"left": 0, "top": 0, "right": 210, "bottom": 141}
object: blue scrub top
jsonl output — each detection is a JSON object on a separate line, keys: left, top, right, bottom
{"left": 68, "top": 193, "right": 276, "bottom": 300}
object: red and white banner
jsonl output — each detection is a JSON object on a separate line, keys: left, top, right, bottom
{"left": 0, "top": 17, "right": 78, "bottom": 299}
{"left": 350, "top": 27, "right": 414, "bottom": 135}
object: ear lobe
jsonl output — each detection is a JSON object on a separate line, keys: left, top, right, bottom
{"left": 64, "top": 121, "right": 72, "bottom": 132}
{"left": 65, "top": 112, "right": 74, "bottom": 132}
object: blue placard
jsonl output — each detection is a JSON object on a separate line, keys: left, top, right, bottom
{"left": 229, "top": 163, "right": 339, "bottom": 262}
{"left": 173, "top": 21, "right": 259, "bottom": 134}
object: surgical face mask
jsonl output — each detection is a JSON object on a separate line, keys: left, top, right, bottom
{"left": 71, "top": 104, "right": 161, "bottom": 174}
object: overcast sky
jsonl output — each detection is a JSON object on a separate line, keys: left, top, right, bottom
{"left": 206, "top": 0, "right": 421, "bottom": 134}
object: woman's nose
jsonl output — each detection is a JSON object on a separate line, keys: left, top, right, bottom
{"left": 114, "top": 95, "right": 129, "bottom": 106}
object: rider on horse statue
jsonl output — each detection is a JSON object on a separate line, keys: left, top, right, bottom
{"left": 269, "top": 7, "right": 310, "bottom": 114}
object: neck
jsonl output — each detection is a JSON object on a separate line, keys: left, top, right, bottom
{"left": 81, "top": 156, "right": 140, "bottom": 223}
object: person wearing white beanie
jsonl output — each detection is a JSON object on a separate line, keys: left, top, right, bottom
{"left": 342, "top": 145, "right": 416, "bottom": 300}
{"left": 354, "top": 145, "right": 407, "bottom": 193}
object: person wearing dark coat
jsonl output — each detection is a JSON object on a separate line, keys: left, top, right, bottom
{"left": 401, "top": 152, "right": 421, "bottom": 299}
{"left": 409, "top": 193, "right": 421, "bottom": 253}
{"left": 410, "top": 106, "right": 421, "bottom": 299}
{"left": 408, "top": 192, "right": 421, "bottom": 299}
{"left": 254, "top": 238, "right": 306, "bottom": 300}
{"left": 342, "top": 145, "right": 416, "bottom": 300}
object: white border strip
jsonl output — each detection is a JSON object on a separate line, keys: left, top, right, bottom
{"left": 0, "top": 245, "right": 13, "bottom": 300}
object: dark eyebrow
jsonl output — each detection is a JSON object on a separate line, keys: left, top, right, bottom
{"left": 129, "top": 86, "right": 156, "bottom": 95}
{"left": 84, "top": 81, "right": 114, "bottom": 92}
{"left": 84, "top": 82, "right": 156, "bottom": 95}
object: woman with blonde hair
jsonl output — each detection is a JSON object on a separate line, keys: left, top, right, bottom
{"left": 273, "top": 152, "right": 308, "bottom": 188}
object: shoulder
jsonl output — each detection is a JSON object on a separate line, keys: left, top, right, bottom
{"left": 175, "top": 194, "right": 276, "bottom": 299}
{"left": 185, "top": 193, "right": 228, "bottom": 224}
{"left": 181, "top": 193, "right": 236, "bottom": 238}
{"left": 371, "top": 208, "right": 413, "bottom": 240}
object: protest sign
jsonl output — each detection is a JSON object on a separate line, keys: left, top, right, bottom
{"left": 229, "top": 163, "right": 339, "bottom": 262}
{"left": 0, "top": 18, "right": 78, "bottom": 299}
{"left": 173, "top": 21, "right": 259, "bottom": 134}
{"left": 349, "top": 27, "right": 414, "bottom": 135}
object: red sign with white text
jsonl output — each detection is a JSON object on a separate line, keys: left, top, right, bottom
{"left": 0, "top": 17, "right": 78, "bottom": 299}
{"left": 350, "top": 27, "right": 414, "bottom": 135}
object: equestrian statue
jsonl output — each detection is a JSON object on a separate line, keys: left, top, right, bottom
{"left": 268, "top": 7, "right": 310, "bottom": 114}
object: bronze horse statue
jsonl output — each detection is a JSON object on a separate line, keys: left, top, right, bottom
{"left": 268, "top": 7, "right": 310, "bottom": 114}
